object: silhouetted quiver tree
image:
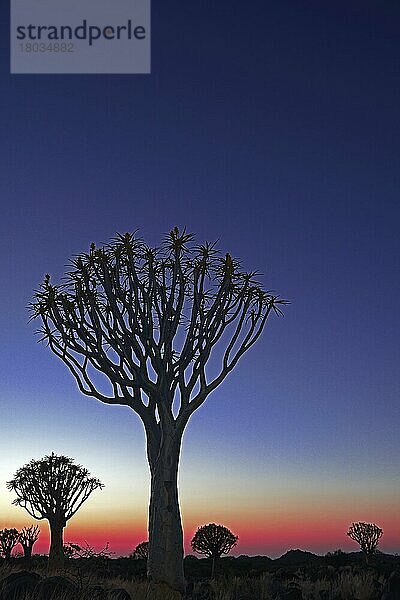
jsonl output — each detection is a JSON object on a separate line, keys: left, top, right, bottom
{"left": 347, "top": 522, "right": 383, "bottom": 563}
{"left": 7, "top": 453, "right": 103, "bottom": 566}
{"left": 131, "top": 541, "right": 149, "bottom": 560}
{"left": 19, "top": 525, "right": 40, "bottom": 559}
{"left": 191, "top": 523, "right": 238, "bottom": 577}
{"left": 30, "top": 228, "right": 287, "bottom": 592}
{"left": 0, "top": 528, "right": 20, "bottom": 560}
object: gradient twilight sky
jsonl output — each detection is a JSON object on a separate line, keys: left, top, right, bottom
{"left": 0, "top": 1, "right": 399, "bottom": 558}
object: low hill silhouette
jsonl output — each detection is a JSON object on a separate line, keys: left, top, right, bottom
{"left": 274, "top": 549, "right": 320, "bottom": 565}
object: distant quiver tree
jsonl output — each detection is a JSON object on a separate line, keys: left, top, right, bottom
{"left": 7, "top": 453, "right": 103, "bottom": 566}
{"left": 131, "top": 541, "right": 149, "bottom": 560}
{"left": 191, "top": 523, "right": 238, "bottom": 577}
{"left": 0, "top": 528, "right": 20, "bottom": 560}
{"left": 30, "top": 228, "right": 287, "bottom": 592}
{"left": 347, "top": 522, "right": 383, "bottom": 563}
{"left": 19, "top": 525, "right": 40, "bottom": 559}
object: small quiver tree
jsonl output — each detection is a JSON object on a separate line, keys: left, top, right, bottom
{"left": 347, "top": 522, "right": 383, "bottom": 564}
{"left": 131, "top": 541, "right": 149, "bottom": 560}
{"left": 191, "top": 523, "right": 238, "bottom": 578}
{"left": 0, "top": 528, "right": 20, "bottom": 560}
{"left": 19, "top": 525, "right": 40, "bottom": 559}
{"left": 7, "top": 453, "right": 103, "bottom": 567}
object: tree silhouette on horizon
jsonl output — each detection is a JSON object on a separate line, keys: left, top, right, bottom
{"left": 30, "top": 227, "right": 287, "bottom": 592}
{"left": 131, "top": 541, "right": 149, "bottom": 560}
{"left": 0, "top": 528, "right": 20, "bottom": 560}
{"left": 19, "top": 525, "right": 40, "bottom": 559}
{"left": 191, "top": 523, "right": 238, "bottom": 577}
{"left": 7, "top": 453, "right": 103, "bottom": 567}
{"left": 347, "top": 522, "right": 383, "bottom": 564}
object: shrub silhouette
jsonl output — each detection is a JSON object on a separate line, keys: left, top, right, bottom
{"left": 18, "top": 524, "right": 40, "bottom": 559}
{"left": 0, "top": 528, "right": 20, "bottom": 559}
{"left": 34, "top": 575, "right": 77, "bottom": 600}
{"left": 7, "top": 453, "right": 103, "bottom": 567}
{"left": 0, "top": 570, "right": 41, "bottom": 599}
{"left": 131, "top": 541, "right": 149, "bottom": 560}
{"left": 30, "top": 228, "right": 286, "bottom": 591}
{"left": 191, "top": 523, "right": 238, "bottom": 577}
{"left": 63, "top": 540, "right": 113, "bottom": 559}
{"left": 347, "top": 521, "right": 383, "bottom": 563}
{"left": 325, "top": 548, "right": 347, "bottom": 567}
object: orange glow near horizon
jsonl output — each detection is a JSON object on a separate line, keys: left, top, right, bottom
{"left": 2, "top": 463, "right": 398, "bottom": 558}
{"left": 3, "top": 508, "right": 398, "bottom": 558}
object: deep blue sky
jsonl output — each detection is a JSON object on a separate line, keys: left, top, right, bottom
{"left": 0, "top": 0, "right": 399, "bottom": 554}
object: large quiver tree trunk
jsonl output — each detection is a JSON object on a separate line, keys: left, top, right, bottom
{"left": 147, "top": 428, "right": 185, "bottom": 593}
{"left": 48, "top": 519, "right": 65, "bottom": 567}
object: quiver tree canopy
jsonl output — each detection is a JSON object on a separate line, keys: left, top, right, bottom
{"left": 30, "top": 228, "right": 287, "bottom": 423}
{"left": 0, "top": 528, "right": 20, "bottom": 559}
{"left": 7, "top": 453, "right": 103, "bottom": 523}
{"left": 347, "top": 522, "right": 383, "bottom": 559}
{"left": 191, "top": 523, "right": 238, "bottom": 558}
{"left": 29, "top": 228, "right": 287, "bottom": 591}
{"left": 19, "top": 525, "right": 40, "bottom": 558}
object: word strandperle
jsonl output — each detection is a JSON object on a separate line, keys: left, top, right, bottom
{"left": 16, "top": 19, "right": 146, "bottom": 46}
